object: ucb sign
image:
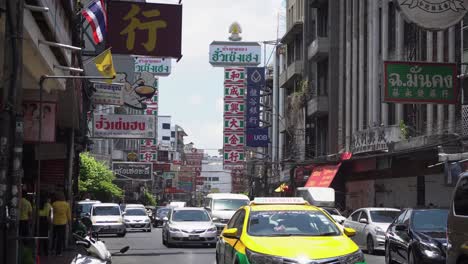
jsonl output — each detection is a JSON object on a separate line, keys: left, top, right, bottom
{"left": 246, "top": 128, "right": 269, "bottom": 147}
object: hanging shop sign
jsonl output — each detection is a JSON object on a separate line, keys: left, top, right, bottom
{"left": 224, "top": 83, "right": 246, "bottom": 100}
{"left": 246, "top": 87, "right": 260, "bottom": 128}
{"left": 224, "top": 132, "right": 245, "bottom": 148}
{"left": 112, "top": 162, "right": 153, "bottom": 180}
{"left": 384, "top": 61, "right": 458, "bottom": 104}
{"left": 107, "top": 2, "right": 182, "bottom": 58}
{"left": 224, "top": 116, "right": 245, "bottom": 132}
{"left": 396, "top": 0, "right": 468, "bottom": 31}
{"left": 350, "top": 126, "right": 402, "bottom": 154}
{"left": 114, "top": 71, "right": 158, "bottom": 110}
{"left": 92, "top": 114, "right": 156, "bottom": 139}
{"left": 209, "top": 41, "right": 261, "bottom": 67}
{"left": 246, "top": 128, "right": 269, "bottom": 147}
{"left": 23, "top": 101, "right": 57, "bottom": 143}
{"left": 224, "top": 67, "right": 245, "bottom": 83}
{"left": 224, "top": 100, "right": 245, "bottom": 116}
{"left": 246, "top": 67, "right": 266, "bottom": 87}
{"left": 92, "top": 82, "right": 124, "bottom": 105}
{"left": 162, "top": 172, "right": 176, "bottom": 179}
{"left": 134, "top": 57, "right": 171, "bottom": 76}
{"left": 305, "top": 164, "right": 341, "bottom": 188}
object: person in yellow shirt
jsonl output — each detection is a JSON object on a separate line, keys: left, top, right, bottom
{"left": 38, "top": 194, "right": 52, "bottom": 256}
{"left": 51, "top": 192, "right": 71, "bottom": 256}
{"left": 19, "top": 190, "right": 32, "bottom": 237}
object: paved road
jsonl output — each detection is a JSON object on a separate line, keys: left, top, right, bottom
{"left": 101, "top": 228, "right": 385, "bottom": 264}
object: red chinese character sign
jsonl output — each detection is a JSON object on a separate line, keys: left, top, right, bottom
{"left": 223, "top": 67, "right": 245, "bottom": 170}
{"left": 107, "top": 2, "right": 182, "bottom": 58}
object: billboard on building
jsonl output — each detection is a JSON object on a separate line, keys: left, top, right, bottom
{"left": 92, "top": 114, "right": 156, "bottom": 139}
{"left": 112, "top": 162, "right": 153, "bottom": 180}
{"left": 134, "top": 56, "right": 171, "bottom": 76}
{"left": 92, "top": 82, "right": 124, "bottom": 105}
{"left": 396, "top": 0, "right": 468, "bottom": 31}
{"left": 23, "top": 101, "right": 57, "bottom": 143}
{"left": 384, "top": 61, "right": 458, "bottom": 104}
{"left": 209, "top": 41, "right": 261, "bottom": 67}
{"left": 107, "top": 2, "right": 182, "bottom": 58}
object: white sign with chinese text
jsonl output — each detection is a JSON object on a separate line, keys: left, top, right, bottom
{"left": 210, "top": 41, "right": 261, "bottom": 67}
{"left": 92, "top": 114, "right": 156, "bottom": 139}
{"left": 351, "top": 126, "right": 402, "bottom": 154}
{"left": 224, "top": 116, "right": 245, "bottom": 132}
{"left": 92, "top": 82, "right": 124, "bottom": 105}
{"left": 134, "top": 57, "right": 171, "bottom": 76}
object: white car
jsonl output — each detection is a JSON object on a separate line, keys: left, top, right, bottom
{"left": 321, "top": 207, "right": 346, "bottom": 224}
{"left": 90, "top": 203, "right": 126, "bottom": 237}
{"left": 344, "top": 207, "right": 401, "bottom": 254}
{"left": 162, "top": 207, "right": 217, "bottom": 247}
{"left": 124, "top": 206, "right": 152, "bottom": 232}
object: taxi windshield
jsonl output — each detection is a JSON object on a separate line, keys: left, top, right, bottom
{"left": 247, "top": 210, "right": 341, "bottom": 237}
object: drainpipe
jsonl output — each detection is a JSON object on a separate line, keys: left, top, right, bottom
{"left": 427, "top": 32, "right": 434, "bottom": 135}
{"left": 367, "top": 0, "right": 374, "bottom": 126}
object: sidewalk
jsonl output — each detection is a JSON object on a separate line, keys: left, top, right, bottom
{"left": 39, "top": 248, "right": 77, "bottom": 264}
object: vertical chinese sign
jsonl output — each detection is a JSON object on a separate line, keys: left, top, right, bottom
{"left": 139, "top": 82, "right": 159, "bottom": 162}
{"left": 245, "top": 67, "right": 269, "bottom": 147}
{"left": 223, "top": 68, "right": 246, "bottom": 170}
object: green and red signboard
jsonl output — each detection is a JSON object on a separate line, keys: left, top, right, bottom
{"left": 384, "top": 61, "right": 458, "bottom": 104}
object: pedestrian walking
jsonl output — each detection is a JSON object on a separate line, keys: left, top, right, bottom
{"left": 38, "top": 194, "right": 52, "bottom": 256}
{"left": 19, "top": 190, "right": 32, "bottom": 237}
{"left": 51, "top": 192, "right": 71, "bottom": 256}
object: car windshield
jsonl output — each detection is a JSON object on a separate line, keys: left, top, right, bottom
{"left": 323, "top": 208, "right": 341, "bottom": 216}
{"left": 93, "top": 206, "right": 120, "bottom": 216}
{"left": 411, "top": 209, "right": 448, "bottom": 231}
{"left": 125, "top": 208, "right": 146, "bottom": 216}
{"left": 77, "top": 203, "right": 94, "bottom": 215}
{"left": 172, "top": 210, "right": 210, "bottom": 222}
{"left": 157, "top": 208, "right": 170, "bottom": 216}
{"left": 370, "top": 210, "right": 400, "bottom": 223}
{"left": 213, "top": 199, "right": 249, "bottom": 211}
{"left": 248, "top": 210, "right": 341, "bottom": 237}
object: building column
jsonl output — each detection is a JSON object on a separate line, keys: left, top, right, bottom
{"left": 358, "top": 0, "right": 365, "bottom": 130}
{"left": 372, "top": 0, "right": 380, "bottom": 125}
{"left": 437, "top": 31, "right": 444, "bottom": 134}
{"left": 351, "top": 0, "right": 358, "bottom": 133}
{"left": 448, "top": 27, "right": 455, "bottom": 133}
{"left": 367, "top": 0, "right": 374, "bottom": 126}
{"left": 395, "top": 10, "right": 404, "bottom": 123}
{"left": 426, "top": 32, "right": 434, "bottom": 135}
{"left": 381, "top": 0, "right": 388, "bottom": 125}
{"left": 345, "top": 0, "right": 352, "bottom": 149}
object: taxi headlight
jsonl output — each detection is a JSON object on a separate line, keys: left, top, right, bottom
{"left": 342, "top": 250, "right": 365, "bottom": 264}
{"left": 246, "top": 249, "right": 283, "bottom": 264}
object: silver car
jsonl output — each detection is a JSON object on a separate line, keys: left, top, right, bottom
{"left": 162, "top": 207, "right": 217, "bottom": 247}
{"left": 344, "top": 207, "right": 400, "bottom": 254}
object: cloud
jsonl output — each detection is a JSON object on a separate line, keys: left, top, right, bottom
{"left": 183, "top": 121, "right": 223, "bottom": 156}
{"left": 188, "top": 95, "right": 203, "bottom": 105}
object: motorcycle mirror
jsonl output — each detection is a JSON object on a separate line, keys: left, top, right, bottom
{"left": 120, "top": 246, "right": 130, "bottom": 254}
{"left": 81, "top": 217, "right": 93, "bottom": 228}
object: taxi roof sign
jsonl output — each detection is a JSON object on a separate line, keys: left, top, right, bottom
{"left": 250, "top": 197, "right": 308, "bottom": 205}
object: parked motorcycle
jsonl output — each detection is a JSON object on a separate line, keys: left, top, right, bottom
{"left": 71, "top": 217, "right": 129, "bottom": 264}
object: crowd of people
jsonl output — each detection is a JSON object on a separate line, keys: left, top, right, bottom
{"left": 19, "top": 190, "right": 72, "bottom": 257}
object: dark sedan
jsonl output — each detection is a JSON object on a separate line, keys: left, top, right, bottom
{"left": 153, "top": 207, "right": 171, "bottom": 227}
{"left": 385, "top": 208, "right": 448, "bottom": 264}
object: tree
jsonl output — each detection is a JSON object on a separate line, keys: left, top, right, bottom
{"left": 140, "top": 189, "right": 156, "bottom": 206}
{"left": 79, "top": 152, "right": 123, "bottom": 202}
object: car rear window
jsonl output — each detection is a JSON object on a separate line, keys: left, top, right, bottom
{"left": 93, "top": 206, "right": 120, "bottom": 216}
{"left": 370, "top": 210, "right": 400, "bottom": 223}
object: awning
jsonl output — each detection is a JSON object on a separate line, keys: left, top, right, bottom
{"left": 304, "top": 163, "right": 341, "bottom": 187}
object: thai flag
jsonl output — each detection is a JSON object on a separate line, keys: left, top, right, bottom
{"left": 81, "top": 0, "right": 107, "bottom": 44}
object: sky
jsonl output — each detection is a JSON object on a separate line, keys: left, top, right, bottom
{"left": 148, "top": 0, "right": 285, "bottom": 156}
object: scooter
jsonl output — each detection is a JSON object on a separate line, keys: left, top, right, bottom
{"left": 71, "top": 217, "right": 129, "bottom": 264}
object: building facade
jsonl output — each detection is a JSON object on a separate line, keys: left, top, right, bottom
{"left": 276, "top": 0, "right": 465, "bottom": 209}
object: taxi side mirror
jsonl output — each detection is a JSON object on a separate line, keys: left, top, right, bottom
{"left": 222, "top": 228, "right": 238, "bottom": 239}
{"left": 344, "top": 227, "right": 356, "bottom": 237}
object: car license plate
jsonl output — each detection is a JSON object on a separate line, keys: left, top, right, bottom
{"left": 188, "top": 235, "right": 199, "bottom": 240}
{"left": 134, "top": 224, "right": 142, "bottom": 228}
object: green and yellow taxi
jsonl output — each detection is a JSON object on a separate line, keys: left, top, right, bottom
{"left": 215, "top": 197, "right": 366, "bottom": 264}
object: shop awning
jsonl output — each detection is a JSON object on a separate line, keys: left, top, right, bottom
{"left": 304, "top": 163, "right": 341, "bottom": 187}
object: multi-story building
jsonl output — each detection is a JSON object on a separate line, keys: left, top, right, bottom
{"left": 201, "top": 156, "right": 232, "bottom": 194}
{"left": 277, "top": 0, "right": 464, "bottom": 209}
